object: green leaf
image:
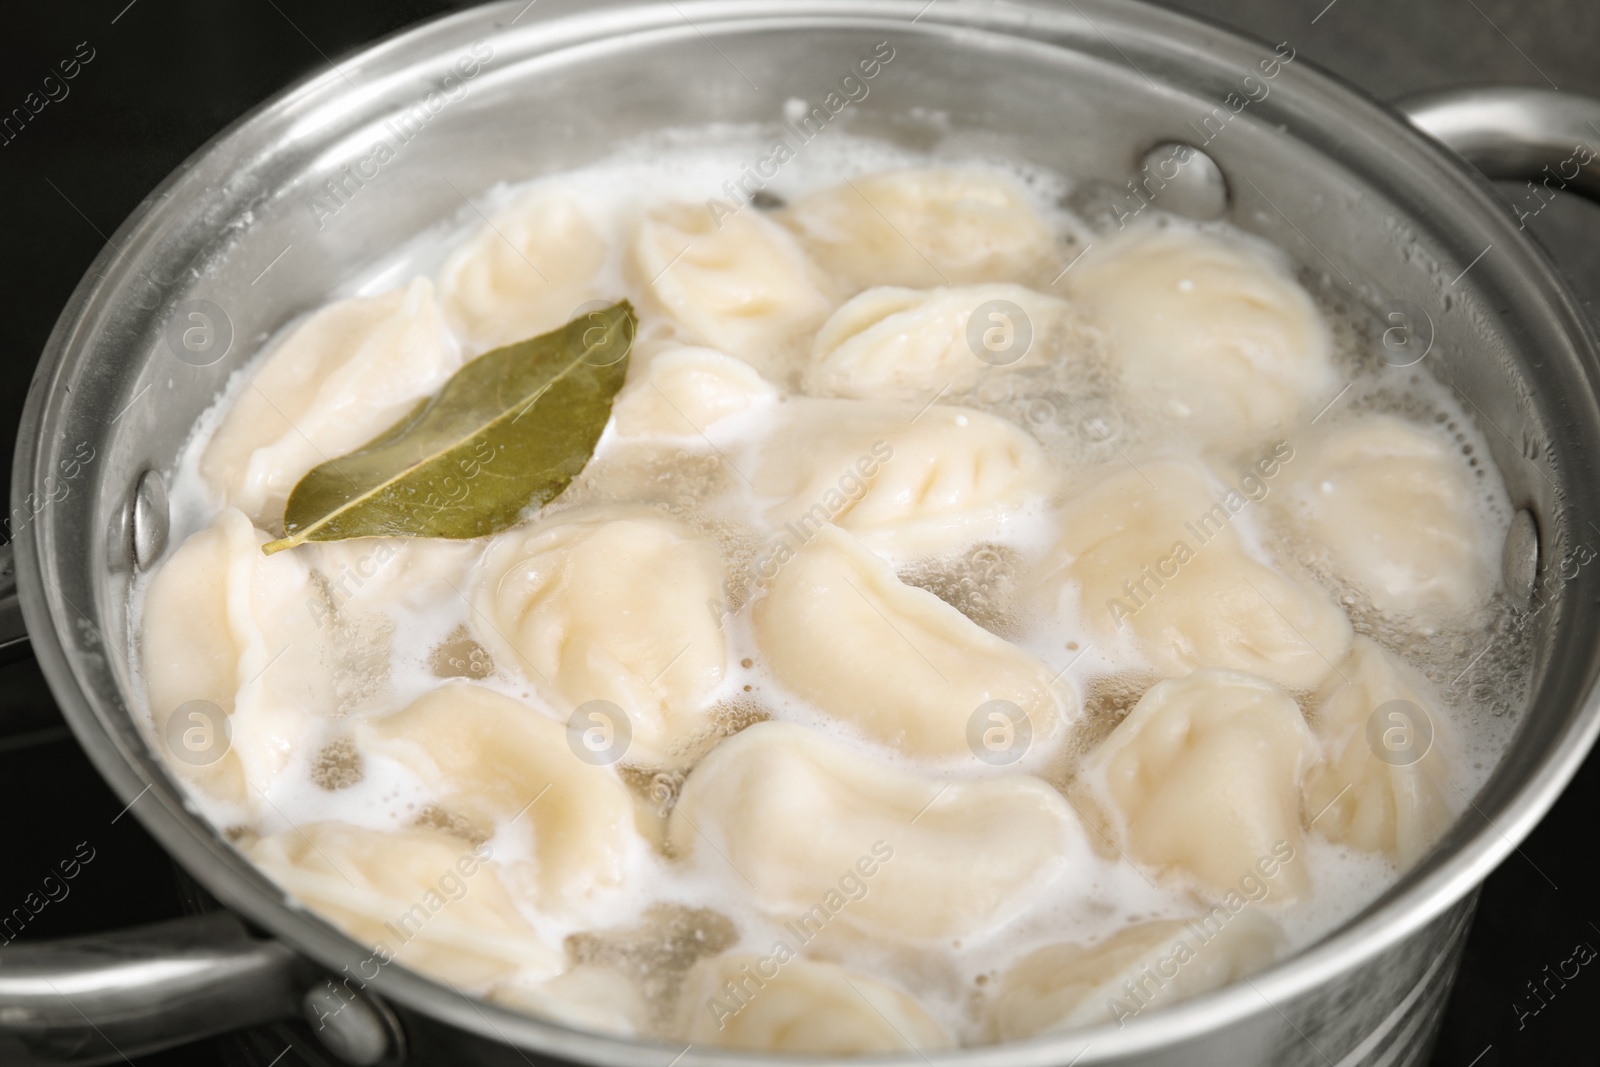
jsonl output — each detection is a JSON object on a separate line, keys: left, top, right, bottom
{"left": 262, "top": 301, "right": 634, "bottom": 554}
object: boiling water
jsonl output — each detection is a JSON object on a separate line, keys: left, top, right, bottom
{"left": 134, "top": 128, "right": 1527, "bottom": 1045}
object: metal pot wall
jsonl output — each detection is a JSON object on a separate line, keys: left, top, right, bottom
{"left": 4, "top": 1, "right": 1600, "bottom": 1065}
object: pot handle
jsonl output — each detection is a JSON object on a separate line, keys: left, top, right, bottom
{"left": 1396, "top": 86, "right": 1600, "bottom": 205}
{"left": 1, "top": 543, "right": 30, "bottom": 662}
{"left": 0, "top": 912, "right": 311, "bottom": 1065}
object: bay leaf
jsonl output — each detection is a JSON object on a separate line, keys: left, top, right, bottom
{"left": 262, "top": 301, "right": 634, "bottom": 554}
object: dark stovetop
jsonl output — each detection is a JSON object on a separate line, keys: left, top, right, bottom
{"left": 3, "top": 2, "right": 1598, "bottom": 1065}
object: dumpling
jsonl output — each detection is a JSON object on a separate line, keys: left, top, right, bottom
{"left": 491, "top": 965, "right": 650, "bottom": 1036}
{"left": 780, "top": 168, "right": 1060, "bottom": 291}
{"left": 1066, "top": 226, "right": 1335, "bottom": 445}
{"left": 751, "top": 398, "right": 1055, "bottom": 558}
{"left": 363, "top": 685, "right": 642, "bottom": 912}
{"left": 629, "top": 201, "right": 834, "bottom": 371}
{"left": 676, "top": 955, "right": 953, "bottom": 1052}
{"left": 301, "top": 535, "right": 479, "bottom": 627}
{"left": 139, "top": 508, "right": 332, "bottom": 805}
{"left": 1279, "top": 415, "right": 1494, "bottom": 627}
{"left": 141, "top": 511, "right": 493, "bottom": 805}
{"left": 470, "top": 509, "right": 727, "bottom": 764}
{"left": 247, "top": 822, "right": 559, "bottom": 986}
{"left": 438, "top": 185, "right": 608, "bottom": 353}
{"left": 807, "top": 284, "right": 1074, "bottom": 401}
{"left": 1085, "top": 670, "right": 1317, "bottom": 896}
{"left": 200, "top": 277, "right": 459, "bottom": 528}
{"left": 753, "top": 524, "right": 1068, "bottom": 759}
{"left": 1303, "top": 638, "right": 1454, "bottom": 868}
{"left": 991, "top": 911, "right": 1284, "bottom": 1037}
{"left": 1039, "top": 459, "right": 1352, "bottom": 690}
{"left": 610, "top": 346, "right": 778, "bottom": 439}
{"left": 668, "top": 721, "right": 1087, "bottom": 942}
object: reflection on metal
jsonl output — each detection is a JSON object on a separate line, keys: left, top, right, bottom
{"left": 0, "top": 913, "right": 308, "bottom": 1066}
{"left": 1140, "top": 141, "right": 1229, "bottom": 220}
{"left": 1398, "top": 87, "right": 1600, "bottom": 205}
{"left": 0, "top": 543, "right": 27, "bottom": 662}
{"left": 1502, "top": 508, "right": 1540, "bottom": 607}
{"left": 304, "top": 980, "right": 406, "bottom": 1066}
{"left": 131, "top": 469, "right": 169, "bottom": 571}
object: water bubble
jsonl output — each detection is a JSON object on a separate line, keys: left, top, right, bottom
{"left": 430, "top": 626, "right": 496, "bottom": 680}
{"left": 648, "top": 771, "right": 684, "bottom": 816}
{"left": 1079, "top": 407, "right": 1125, "bottom": 446}
{"left": 901, "top": 544, "right": 1019, "bottom": 635}
{"left": 1024, "top": 397, "right": 1057, "bottom": 428}
{"left": 311, "top": 737, "right": 364, "bottom": 791}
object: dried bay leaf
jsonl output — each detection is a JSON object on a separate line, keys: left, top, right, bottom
{"left": 263, "top": 302, "right": 634, "bottom": 554}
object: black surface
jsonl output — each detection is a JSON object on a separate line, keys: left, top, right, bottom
{"left": 3, "top": 2, "right": 1599, "bottom": 1065}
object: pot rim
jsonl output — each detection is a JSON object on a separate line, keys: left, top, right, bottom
{"left": 14, "top": 0, "right": 1600, "bottom": 1062}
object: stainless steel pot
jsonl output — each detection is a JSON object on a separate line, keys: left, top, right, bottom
{"left": 5, "top": 2, "right": 1600, "bottom": 1064}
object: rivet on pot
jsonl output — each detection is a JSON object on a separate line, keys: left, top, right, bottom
{"left": 1502, "top": 508, "right": 1538, "bottom": 607}
{"left": 303, "top": 982, "right": 405, "bottom": 1066}
{"left": 1138, "top": 141, "right": 1228, "bottom": 220}
{"left": 131, "top": 470, "right": 170, "bottom": 571}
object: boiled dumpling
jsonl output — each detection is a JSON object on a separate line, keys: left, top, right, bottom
{"left": 1304, "top": 638, "right": 1454, "bottom": 868}
{"left": 668, "top": 721, "right": 1088, "bottom": 942}
{"left": 301, "top": 536, "right": 479, "bottom": 627}
{"left": 1085, "top": 670, "right": 1317, "bottom": 896}
{"left": 1039, "top": 459, "right": 1352, "bottom": 690}
{"left": 247, "top": 822, "right": 559, "bottom": 986}
{"left": 1279, "top": 415, "right": 1494, "bottom": 627}
{"left": 676, "top": 954, "right": 953, "bottom": 1052}
{"left": 991, "top": 910, "right": 1284, "bottom": 1037}
{"left": 751, "top": 397, "right": 1056, "bottom": 558}
{"left": 630, "top": 201, "right": 834, "bottom": 372}
{"left": 470, "top": 509, "right": 727, "bottom": 764}
{"left": 1067, "top": 226, "right": 1335, "bottom": 445}
{"left": 438, "top": 184, "right": 608, "bottom": 353}
{"left": 141, "top": 515, "right": 483, "bottom": 807}
{"left": 610, "top": 346, "right": 778, "bottom": 439}
{"left": 807, "top": 284, "right": 1074, "bottom": 401}
{"left": 753, "top": 524, "right": 1068, "bottom": 759}
{"left": 491, "top": 965, "right": 650, "bottom": 1036}
{"left": 363, "top": 685, "right": 642, "bottom": 913}
{"left": 781, "top": 168, "right": 1060, "bottom": 291}
{"left": 140, "top": 508, "right": 331, "bottom": 806}
{"left": 200, "top": 277, "right": 459, "bottom": 527}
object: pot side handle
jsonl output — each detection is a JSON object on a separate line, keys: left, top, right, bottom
{"left": 1396, "top": 86, "right": 1600, "bottom": 204}
{"left": 0, "top": 543, "right": 30, "bottom": 663}
{"left": 0, "top": 912, "right": 311, "bottom": 1065}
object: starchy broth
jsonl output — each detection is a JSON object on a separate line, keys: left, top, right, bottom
{"left": 132, "top": 131, "right": 1525, "bottom": 1050}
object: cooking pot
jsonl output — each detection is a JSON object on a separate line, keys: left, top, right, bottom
{"left": 4, "top": 1, "right": 1600, "bottom": 1064}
